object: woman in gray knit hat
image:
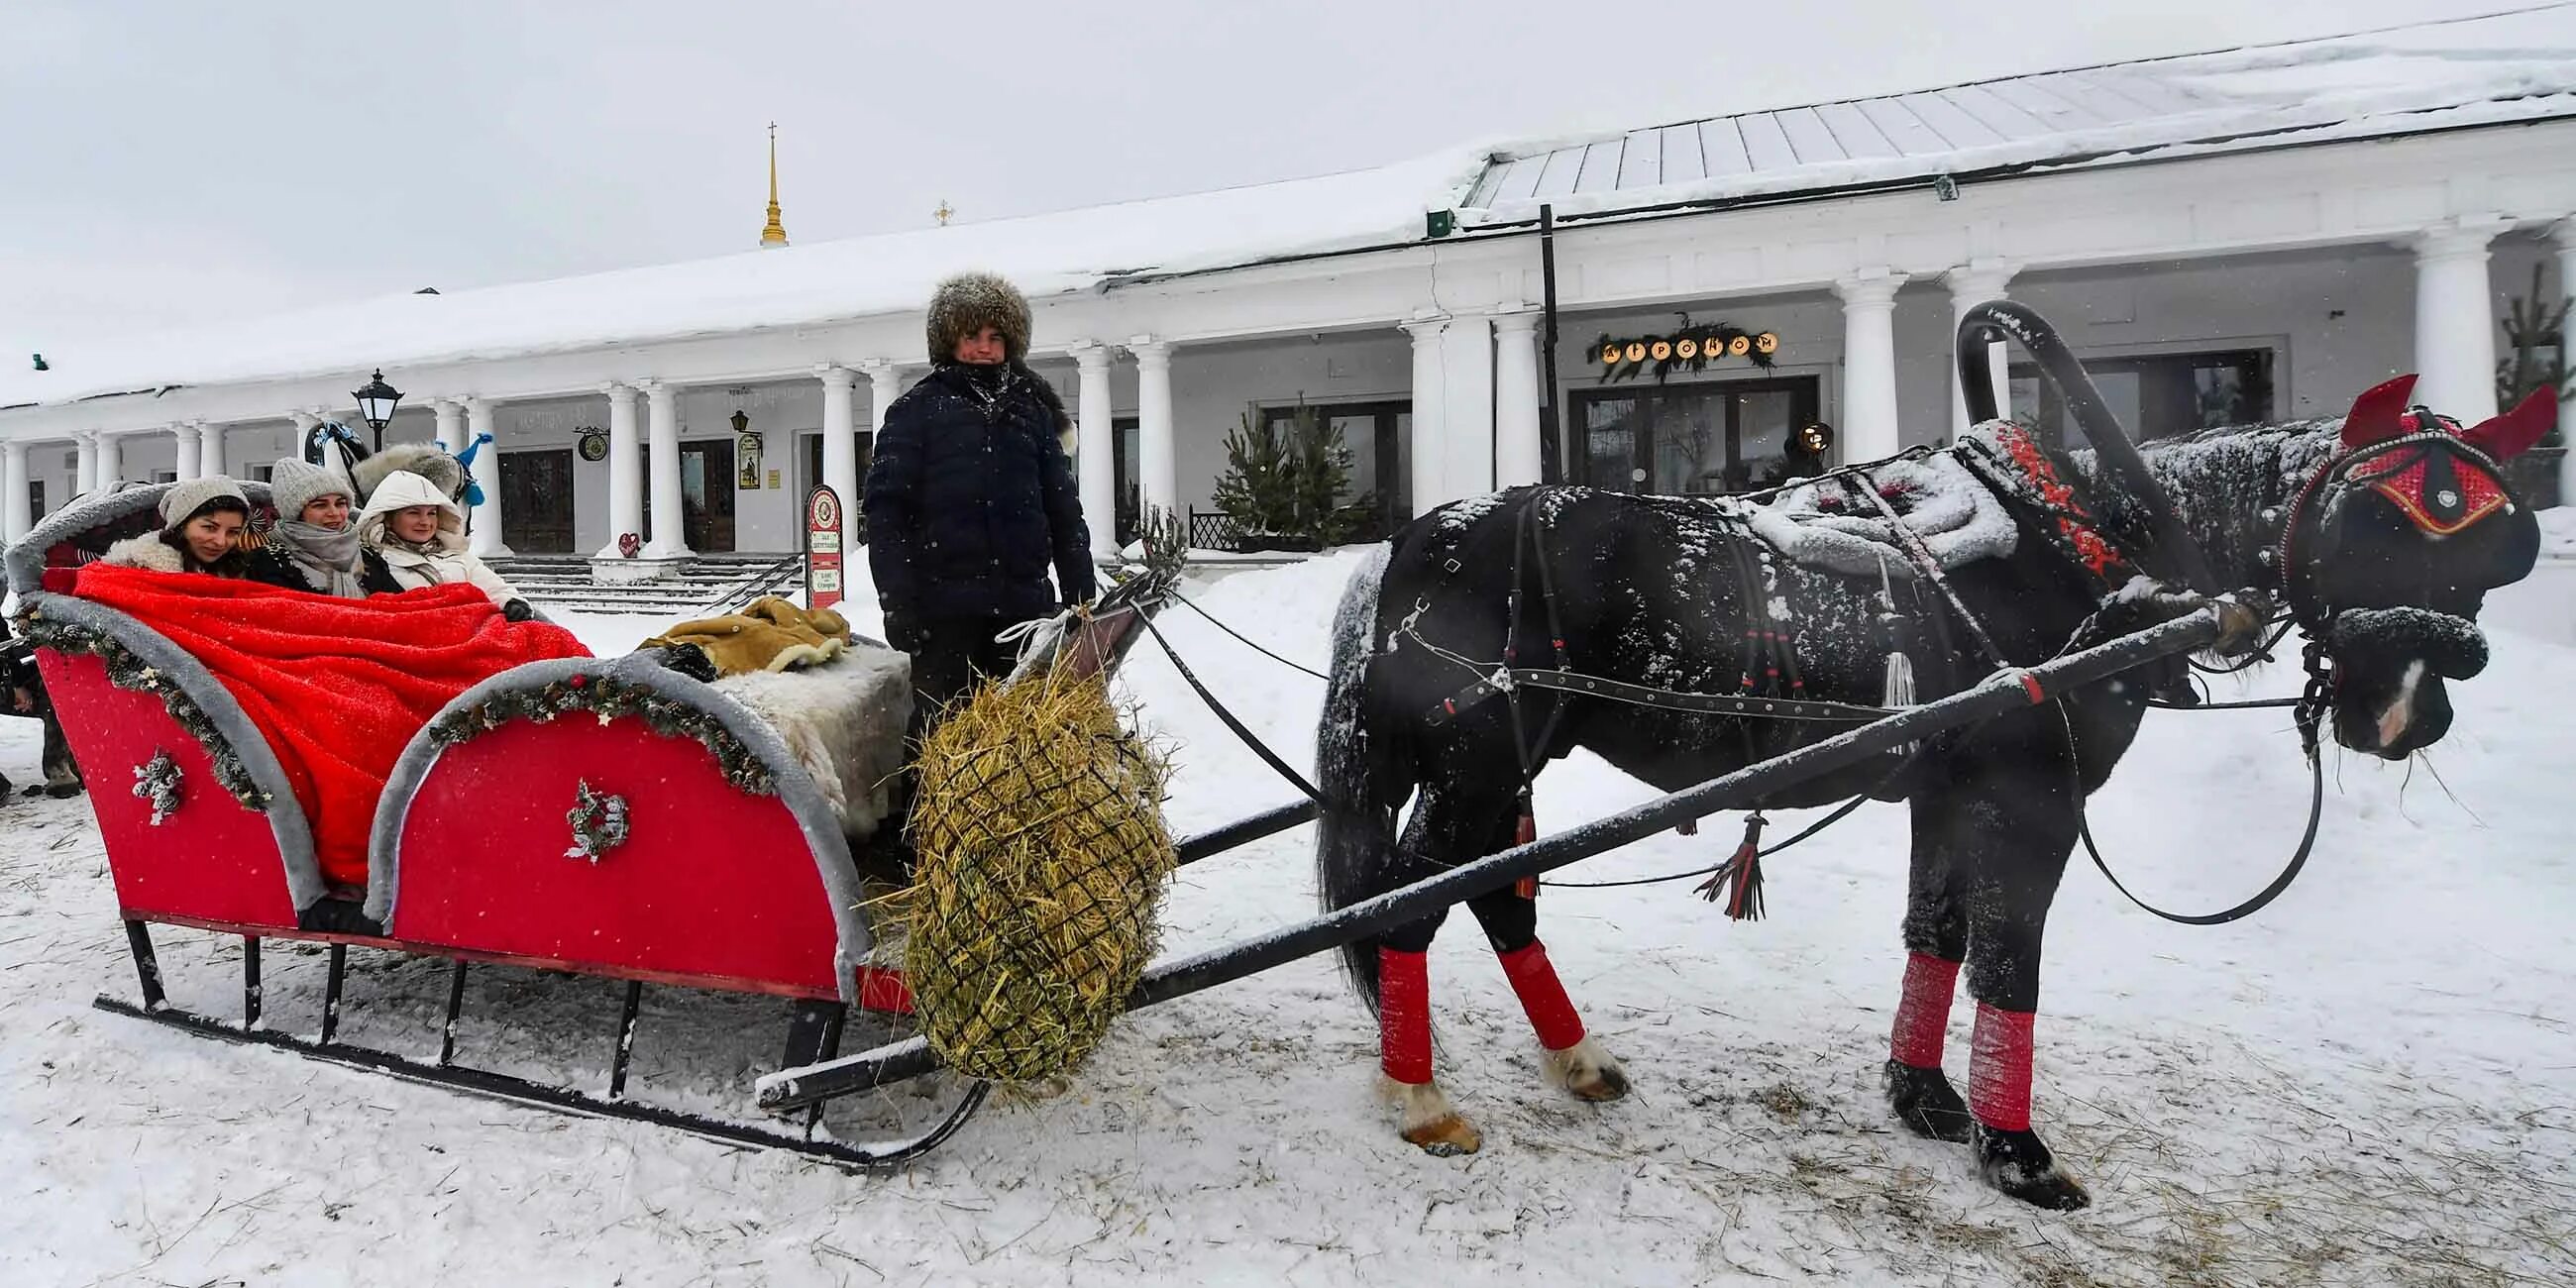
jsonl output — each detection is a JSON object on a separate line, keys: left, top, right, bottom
{"left": 100, "top": 477, "right": 255, "bottom": 578}
{"left": 243, "top": 457, "right": 403, "bottom": 597}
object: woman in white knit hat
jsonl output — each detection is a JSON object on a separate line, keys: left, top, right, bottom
{"left": 243, "top": 457, "right": 402, "bottom": 597}
{"left": 100, "top": 477, "right": 255, "bottom": 578}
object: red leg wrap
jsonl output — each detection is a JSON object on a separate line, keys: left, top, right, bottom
{"left": 1968, "top": 1003, "right": 2036, "bottom": 1132}
{"left": 1889, "top": 952, "right": 1960, "bottom": 1069}
{"left": 1495, "top": 940, "right": 1585, "bottom": 1052}
{"left": 1378, "top": 947, "right": 1434, "bottom": 1085}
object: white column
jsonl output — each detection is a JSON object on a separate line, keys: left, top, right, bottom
{"left": 171, "top": 423, "right": 201, "bottom": 482}
{"left": 1493, "top": 312, "right": 1545, "bottom": 488}
{"left": 1440, "top": 315, "right": 1496, "bottom": 500}
{"left": 465, "top": 397, "right": 510, "bottom": 557}
{"left": 73, "top": 433, "right": 97, "bottom": 495}
{"left": 865, "top": 362, "right": 907, "bottom": 434}
{"left": 2554, "top": 218, "right": 2576, "bottom": 505}
{"left": 1835, "top": 268, "right": 1909, "bottom": 462}
{"left": 431, "top": 397, "right": 464, "bottom": 453}
{"left": 96, "top": 432, "right": 123, "bottom": 491}
{"left": 1130, "top": 338, "right": 1178, "bottom": 522}
{"left": 430, "top": 397, "right": 468, "bottom": 538}
{"left": 1402, "top": 316, "right": 1449, "bottom": 513}
{"left": 816, "top": 365, "right": 859, "bottom": 526}
{"left": 2413, "top": 216, "right": 2510, "bottom": 426}
{"left": 1070, "top": 343, "right": 1119, "bottom": 558}
{"left": 642, "top": 380, "right": 689, "bottom": 558}
{"left": 2, "top": 441, "right": 28, "bottom": 543}
{"left": 597, "top": 382, "right": 644, "bottom": 559}
{"left": 287, "top": 410, "right": 323, "bottom": 473}
{"left": 1946, "top": 261, "right": 2019, "bottom": 438}
{"left": 198, "top": 421, "right": 226, "bottom": 480}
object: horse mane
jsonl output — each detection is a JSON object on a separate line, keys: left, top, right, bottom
{"left": 2064, "top": 417, "right": 2343, "bottom": 592}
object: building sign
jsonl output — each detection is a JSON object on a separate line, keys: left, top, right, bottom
{"left": 1593, "top": 321, "right": 1778, "bottom": 384}
{"left": 805, "top": 485, "right": 844, "bottom": 611}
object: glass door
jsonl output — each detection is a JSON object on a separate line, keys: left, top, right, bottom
{"left": 499, "top": 450, "right": 575, "bottom": 552}
{"left": 679, "top": 440, "right": 737, "bottom": 552}
{"left": 1576, "top": 377, "right": 1820, "bottom": 494}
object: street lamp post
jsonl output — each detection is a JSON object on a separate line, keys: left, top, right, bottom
{"left": 353, "top": 369, "right": 404, "bottom": 451}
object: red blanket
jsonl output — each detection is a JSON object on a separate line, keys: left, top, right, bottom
{"left": 73, "top": 565, "right": 591, "bottom": 888}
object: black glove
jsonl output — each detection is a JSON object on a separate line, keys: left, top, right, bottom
{"left": 656, "top": 642, "right": 717, "bottom": 683}
{"left": 501, "top": 598, "right": 535, "bottom": 623}
{"left": 882, "top": 604, "right": 920, "bottom": 652}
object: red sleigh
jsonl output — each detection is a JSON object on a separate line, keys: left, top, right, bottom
{"left": 5, "top": 482, "right": 1173, "bottom": 1162}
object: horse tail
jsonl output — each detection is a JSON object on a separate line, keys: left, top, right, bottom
{"left": 1316, "top": 541, "right": 1404, "bottom": 1011}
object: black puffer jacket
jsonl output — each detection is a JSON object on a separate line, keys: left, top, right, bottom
{"left": 864, "top": 361, "right": 1096, "bottom": 622}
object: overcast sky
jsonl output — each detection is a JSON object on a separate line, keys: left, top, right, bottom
{"left": 0, "top": 0, "right": 2525, "bottom": 360}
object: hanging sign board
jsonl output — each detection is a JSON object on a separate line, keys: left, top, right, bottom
{"left": 805, "top": 485, "right": 844, "bottom": 611}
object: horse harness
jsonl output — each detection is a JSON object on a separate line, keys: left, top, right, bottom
{"left": 1416, "top": 424, "right": 2148, "bottom": 736}
{"left": 1389, "top": 425, "right": 2341, "bottom": 923}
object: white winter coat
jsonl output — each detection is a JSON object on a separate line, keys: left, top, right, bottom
{"left": 356, "top": 470, "right": 522, "bottom": 607}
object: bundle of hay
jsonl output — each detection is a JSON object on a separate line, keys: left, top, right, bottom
{"left": 898, "top": 669, "right": 1173, "bottom": 1091}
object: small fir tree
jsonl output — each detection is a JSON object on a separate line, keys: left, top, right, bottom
{"left": 2496, "top": 263, "right": 2572, "bottom": 449}
{"left": 1208, "top": 408, "right": 1372, "bottom": 551}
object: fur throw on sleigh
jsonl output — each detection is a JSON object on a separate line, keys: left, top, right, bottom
{"left": 708, "top": 643, "right": 912, "bottom": 838}
{"left": 642, "top": 596, "right": 853, "bottom": 677}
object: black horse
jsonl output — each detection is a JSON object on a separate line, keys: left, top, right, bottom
{"left": 1315, "top": 330, "right": 2551, "bottom": 1208}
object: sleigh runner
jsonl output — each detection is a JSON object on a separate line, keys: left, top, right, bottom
{"left": 22, "top": 303, "right": 2550, "bottom": 1203}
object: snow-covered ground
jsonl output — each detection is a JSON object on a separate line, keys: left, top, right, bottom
{"left": 4, "top": 550, "right": 2573, "bottom": 1286}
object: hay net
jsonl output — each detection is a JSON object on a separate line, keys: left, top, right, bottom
{"left": 898, "top": 667, "right": 1173, "bottom": 1090}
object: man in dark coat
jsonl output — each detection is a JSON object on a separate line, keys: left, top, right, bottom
{"left": 0, "top": 613, "right": 82, "bottom": 798}
{"left": 864, "top": 270, "right": 1097, "bottom": 717}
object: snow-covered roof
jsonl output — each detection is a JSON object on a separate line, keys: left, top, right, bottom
{"left": 12, "top": 6, "right": 2576, "bottom": 414}
{"left": 1458, "top": 6, "right": 2576, "bottom": 221}
{"left": 0, "top": 149, "right": 1491, "bottom": 411}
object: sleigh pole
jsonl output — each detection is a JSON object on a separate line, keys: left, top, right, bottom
{"left": 760, "top": 593, "right": 2261, "bottom": 1112}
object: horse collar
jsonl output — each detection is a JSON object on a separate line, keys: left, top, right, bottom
{"left": 1976, "top": 423, "right": 2132, "bottom": 590}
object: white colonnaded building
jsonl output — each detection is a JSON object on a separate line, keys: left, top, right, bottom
{"left": 5, "top": 8, "right": 2574, "bottom": 582}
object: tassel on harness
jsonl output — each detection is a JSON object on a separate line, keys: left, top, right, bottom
{"left": 1696, "top": 812, "right": 1769, "bottom": 920}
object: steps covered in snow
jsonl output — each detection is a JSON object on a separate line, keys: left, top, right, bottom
{"left": 488, "top": 552, "right": 805, "bottom": 615}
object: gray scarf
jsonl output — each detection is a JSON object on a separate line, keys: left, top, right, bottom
{"left": 274, "top": 521, "right": 367, "bottom": 598}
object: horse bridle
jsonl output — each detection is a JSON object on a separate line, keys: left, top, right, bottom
{"left": 2270, "top": 412, "right": 2519, "bottom": 751}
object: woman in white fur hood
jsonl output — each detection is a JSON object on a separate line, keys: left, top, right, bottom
{"left": 356, "top": 470, "right": 535, "bottom": 621}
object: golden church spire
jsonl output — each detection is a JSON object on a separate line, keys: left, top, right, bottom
{"left": 760, "top": 122, "right": 789, "bottom": 249}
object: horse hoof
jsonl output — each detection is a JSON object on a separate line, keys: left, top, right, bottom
{"left": 1384, "top": 1077, "right": 1482, "bottom": 1156}
{"left": 1544, "top": 1035, "right": 1630, "bottom": 1103}
{"left": 1882, "top": 1059, "right": 1973, "bottom": 1144}
{"left": 1974, "top": 1123, "right": 2092, "bottom": 1210}
{"left": 1406, "top": 1117, "right": 1483, "bottom": 1156}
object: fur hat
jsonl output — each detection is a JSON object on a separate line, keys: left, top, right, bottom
{"left": 268, "top": 457, "right": 355, "bottom": 522}
{"left": 924, "top": 271, "right": 1032, "bottom": 365}
{"left": 157, "top": 477, "right": 251, "bottom": 533}
{"left": 352, "top": 442, "right": 467, "bottom": 505}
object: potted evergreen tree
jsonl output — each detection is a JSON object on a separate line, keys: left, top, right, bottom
{"left": 1208, "top": 408, "right": 1374, "bottom": 553}
{"left": 2496, "top": 264, "right": 2569, "bottom": 509}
